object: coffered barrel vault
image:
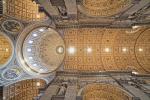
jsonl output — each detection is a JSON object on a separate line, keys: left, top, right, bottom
{"left": 64, "top": 28, "right": 150, "bottom": 74}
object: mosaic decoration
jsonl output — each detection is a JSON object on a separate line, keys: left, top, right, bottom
{"left": 1, "top": 20, "right": 23, "bottom": 35}
{"left": 2, "top": 68, "right": 21, "bottom": 80}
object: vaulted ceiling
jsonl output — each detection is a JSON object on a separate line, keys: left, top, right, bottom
{"left": 0, "top": 0, "right": 149, "bottom": 75}
{"left": 64, "top": 28, "right": 150, "bottom": 74}
{"left": 0, "top": 1, "right": 149, "bottom": 100}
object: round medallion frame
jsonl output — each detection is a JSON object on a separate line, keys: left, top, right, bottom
{"left": 1, "top": 19, "right": 23, "bottom": 35}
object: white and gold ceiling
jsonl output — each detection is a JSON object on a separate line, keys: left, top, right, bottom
{"left": 0, "top": 0, "right": 149, "bottom": 75}
{"left": 0, "top": 0, "right": 149, "bottom": 100}
{"left": 1, "top": 23, "right": 150, "bottom": 75}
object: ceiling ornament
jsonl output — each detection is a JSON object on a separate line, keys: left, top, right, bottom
{"left": 1, "top": 20, "right": 23, "bottom": 35}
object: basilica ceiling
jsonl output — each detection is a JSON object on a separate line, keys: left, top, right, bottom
{"left": 0, "top": 0, "right": 149, "bottom": 100}
{"left": 12, "top": 25, "right": 149, "bottom": 75}
{"left": 0, "top": 0, "right": 149, "bottom": 76}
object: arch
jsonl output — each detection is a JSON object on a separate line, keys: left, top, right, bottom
{"left": 135, "top": 28, "right": 150, "bottom": 73}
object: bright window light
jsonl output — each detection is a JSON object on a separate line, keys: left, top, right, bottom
{"left": 87, "top": 47, "right": 92, "bottom": 53}
{"left": 138, "top": 48, "right": 143, "bottom": 52}
{"left": 39, "top": 28, "right": 45, "bottom": 32}
{"left": 5, "top": 48, "right": 9, "bottom": 52}
{"left": 33, "top": 63, "right": 37, "bottom": 66}
{"left": 36, "top": 14, "right": 40, "bottom": 18}
{"left": 28, "top": 40, "right": 33, "bottom": 44}
{"left": 104, "top": 48, "right": 111, "bottom": 52}
{"left": 36, "top": 82, "right": 40, "bottom": 86}
{"left": 33, "top": 33, "right": 37, "bottom": 37}
{"left": 122, "top": 48, "right": 127, "bottom": 52}
{"left": 68, "top": 46, "right": 76, "bottom": 55}
{"left": 27, "top": 48, "right": 32, "bottom": 52}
